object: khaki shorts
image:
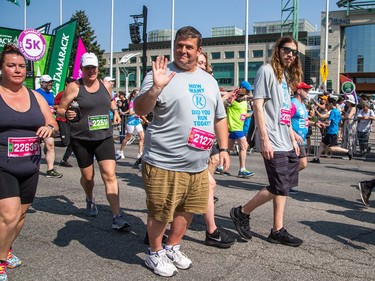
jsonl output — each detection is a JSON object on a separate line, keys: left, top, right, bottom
{"left": 141, "top": 161, "right": 209, "bottom": 223}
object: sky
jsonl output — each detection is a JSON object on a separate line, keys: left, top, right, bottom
{"left": 0, "top": 0, "right": 345, "bottom": 52}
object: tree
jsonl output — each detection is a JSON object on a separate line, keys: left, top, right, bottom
{"left": 68, "top": 10, "right": 105, "bottom": 78}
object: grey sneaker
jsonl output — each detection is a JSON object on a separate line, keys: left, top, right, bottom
{"left": 86, "top": 198, "right": 98, "bottom": 217}
{"left": 145, "top": 249, "right": 178, "bottom": 277}
{"left": 45, "top": 169, "right": 63, "bottom": 178}
{"left": 112, "top": 214, "right": 131, "bottom": 231}
{"left": 165, "top": 245, "right": 192, "bottom": 270}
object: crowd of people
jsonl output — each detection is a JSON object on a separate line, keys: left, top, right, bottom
{"left": 0, "top": 25, "right": 374, "bottom": 280}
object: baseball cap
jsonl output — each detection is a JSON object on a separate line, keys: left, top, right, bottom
{"left": 239, "top": 81, "right": 253, "bottom": 91}
{"left": 40, "top": 74, "right": 53, "bottom": 82}
{"left": 81, "top": 52, "right": 98, "bottom": 67}
{"left": 296, "top": 82, "right": 313, "bottom": 90}
{"left": 345, "top": 95, "right": 356, "bottom": 104}
{"left": 104, "top": 76, "right": 115, "bottom": 82}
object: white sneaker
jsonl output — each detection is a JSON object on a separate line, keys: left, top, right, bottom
{"left": 116, "top": 150, "right": 125, "bottom": 159}
{"left": 165, "top": 245, "right": 192, "bottom": 270}
{"left": 145, "top": 249, "right": 178, "bottom": 277}
{"left": 136, "top": 153, "right": 142, "bottom": 159}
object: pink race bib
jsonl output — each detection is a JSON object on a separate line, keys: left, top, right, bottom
{"left": 280, "top": 109, "right": 291, "bottom": 125}
{"left": 8, "top": 137, "right": 40, "bottom": 157}
{"left": 187, "top": 127, "right": 215, "bottom": 150}
{"left": 240, "top": 113, "right": 246, "bottom": 121}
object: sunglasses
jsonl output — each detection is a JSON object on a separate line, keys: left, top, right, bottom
{"left": 281, "top": 46, "right": 299, "bottom": 56}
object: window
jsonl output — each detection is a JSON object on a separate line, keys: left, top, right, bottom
{"left": 225, "top": 51, "right": 234, "bottom": 59}
{"left": 211, "top": 52, "right": 221, "bottom": 60}
{"left": 357, "top": 55, "right": 364, "bottom": 72}
{"left": 328, "top": 45, "right": 332, "bottom": 49}
{"left": 238, "top": 51, "right": 245, "bottom": 59}
{"left": 252, "top": 50, "right": 263, "bottom": 58}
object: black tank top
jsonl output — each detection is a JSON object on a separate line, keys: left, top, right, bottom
{"left": 0, "top": 88, "right": 45, "bottom": 176}
{"left": 70, "top": 79, "right": 112, "bottom": 141}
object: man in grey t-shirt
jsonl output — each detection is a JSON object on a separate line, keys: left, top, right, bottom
{"left": 230, "top": 35, "right": 304, "bottom": 247}
{"left": 134, "top": 26, "right": 230, "bottom": 277}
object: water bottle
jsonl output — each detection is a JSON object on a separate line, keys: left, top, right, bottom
{"left": 68, "top": 100, "right": 80, "bottom": 123}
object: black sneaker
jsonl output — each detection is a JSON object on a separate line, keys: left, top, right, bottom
{"left": 205, "top": 228, "right": 236, "bottom": 248}
{"left": 358, "top": 181, "right": 371, "bottom": 206}
{"left": 347, "top": 150, "right": 353, "bottom": 160}
{"left": 267, "top": 227, "right": 303, "bottom": 247}
{"left": 230, "top": 206, "right": 252, "bottom": 239}
{"left": 46, "top": 169, "right": 63, "bottom": 178}
{"left": 59, "top": 160, "right": 73, "bottom": 167}
{"left": 144, "top": 231, "right": 168, "bottom": 245}
{"left": 310, "top": 158, "right": 320, "bottom": 164}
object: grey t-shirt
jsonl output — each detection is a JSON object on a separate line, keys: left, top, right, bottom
{"left": 253, "top": 64, "right": 293, "bottom": 152}
{"left": 138, "top": 63, "right": 226, "bottom": 172}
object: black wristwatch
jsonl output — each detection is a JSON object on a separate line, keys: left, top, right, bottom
{"left": 219, "top": 148, "right": 229, "bottom": 153}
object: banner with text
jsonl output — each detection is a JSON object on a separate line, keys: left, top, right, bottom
{"left": 72, "top": 37, "right": 87, "bottom": 79}
{"left": 47, "top": 20, "right": 76, "bottom": 94}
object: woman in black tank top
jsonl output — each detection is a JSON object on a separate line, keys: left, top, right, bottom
{"left": 0, "top": 44, "right": 57, "bottom": 279}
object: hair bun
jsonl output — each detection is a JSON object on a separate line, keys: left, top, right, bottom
{"left": 3, "top": 44, "right": 19, "bottom": 52}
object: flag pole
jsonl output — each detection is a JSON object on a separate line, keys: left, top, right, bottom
{"left": 60, "top": 0, "right": 63, "bottom": 25}
{"left": 24, "top": 0, "right": 27, "bottom": 29}
{"left": 109, "top": 0, "right": 114, "bottom": 78}
{"left": 170, "top": 0, "right": 175, "bottom": 60}
{"left": 324, "top": 0, "right": 329, "bottom": 91}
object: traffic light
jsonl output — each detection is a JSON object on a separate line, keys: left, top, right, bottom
{"left": 129, "top": 23, "right": 141, "bottom": 44}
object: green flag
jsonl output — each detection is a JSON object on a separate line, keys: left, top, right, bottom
{"left": 47, "top": 21, "right": 77, "bottom": 94}
{"left": 7, "top": 0, "right": 20, "bottom": 6}
{"left": 26, "top": 0, "right": 30, "bottom": 5}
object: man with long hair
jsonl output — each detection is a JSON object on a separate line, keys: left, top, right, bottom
{"left": 230, "top": 35, "right": 303, "bottom": 247}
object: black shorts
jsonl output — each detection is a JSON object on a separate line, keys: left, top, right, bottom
{"left": 322, "top": 134, "right": 338, "bottom": 147}
{"left": 298, "top": 145, "right": 307, "bottom": 159}
{"left": 210, "top": 145, "right": 219, "bottom": 156}
{"left": 71, "top": 137, "right": 116, "bottom": 168}
{"left": 0, "top": 169, "right": 39, "bottom": 204}
{"left": 263, "top": 151, "right": 299, "bottom": 196}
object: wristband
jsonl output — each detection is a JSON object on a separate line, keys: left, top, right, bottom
{"left": 47, "top": 124, "right": 55, "bottom": 132}
{"left": 219, "top": 148, "right": 229, "bottom": 153}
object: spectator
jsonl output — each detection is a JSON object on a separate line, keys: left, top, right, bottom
{"left": 341, "top": 95, "right": 357, "bottom": 153}
{"left": 311, "top": 97, "right": 353, "bottom": 163}
{"left": 357, "top": 101, "right": 375, "bottom": 156}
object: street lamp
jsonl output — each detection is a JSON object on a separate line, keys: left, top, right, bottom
{"left": 119, "top": 53, "right": 140, "bottom": 95}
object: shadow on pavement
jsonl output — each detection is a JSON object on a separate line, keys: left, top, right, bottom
{"left": 31, "top": 195, "right": 147, "bottom": 265}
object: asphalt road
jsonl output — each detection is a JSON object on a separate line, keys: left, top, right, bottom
{"left": 9, "top": 142, "right": 375, "bottom": 281}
